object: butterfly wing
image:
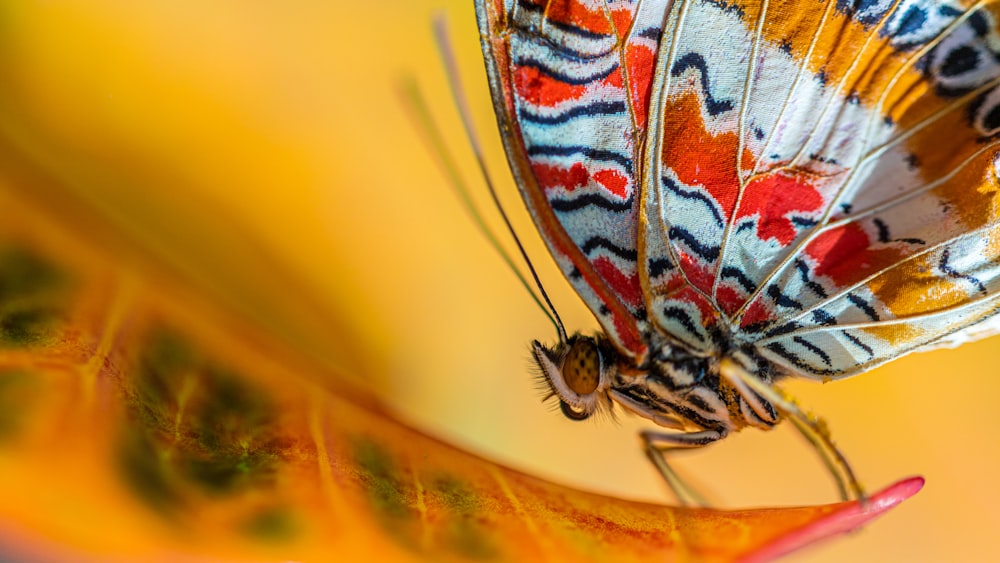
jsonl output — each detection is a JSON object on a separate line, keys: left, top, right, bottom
{"left": 475, "top": 0, "right": 675, "bottom": 362}
{"left": 639, "top": 0, "right": 1000, "bottom": 377}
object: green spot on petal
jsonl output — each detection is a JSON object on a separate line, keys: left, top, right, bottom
{"left": 353, "top": 438, "right": 412, "bottom": 521}
{"left": 120, "top": 325, "right": 286, "bottom": 513}
{"left": 0, "top": 307, "right": 59, "bottom": 346}
{"left": 433, "top": 475, "right": 478, "bottom": 515}
{"left": 432, "top": 475, "right": 498, "bottom": 560}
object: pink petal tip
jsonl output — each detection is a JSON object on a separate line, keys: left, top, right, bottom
{"left": 740, "top": 476, "right": 925, "bottom": 563}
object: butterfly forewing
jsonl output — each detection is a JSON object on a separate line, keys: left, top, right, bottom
{"left": 476, "top": 0, "right": 676, "bottom": 361}
{"left": 477, "top": 0, "right": 1000, "bottom": 380}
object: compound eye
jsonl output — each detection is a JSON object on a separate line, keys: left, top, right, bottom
{"left": 562, "top": 338, "right": 601, "bottom": 396}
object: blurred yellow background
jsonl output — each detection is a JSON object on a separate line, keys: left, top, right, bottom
{"left": 0, "top": 1, "right": 996, "bottom": 561}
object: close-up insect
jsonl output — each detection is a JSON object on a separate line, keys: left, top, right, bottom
{"left": 458, "top": 0, "right": 1000, "bottom": 507}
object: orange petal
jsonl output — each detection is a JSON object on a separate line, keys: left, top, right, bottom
{"left": 0, "top": 188, "right": 922, "bottom": 562}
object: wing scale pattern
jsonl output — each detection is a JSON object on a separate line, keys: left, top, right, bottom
{"left": 477, "top": 0, "right": 1000, "bottom": 380}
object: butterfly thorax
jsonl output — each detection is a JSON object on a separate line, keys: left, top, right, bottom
{"left": 534, "top": 331, "right": 782, "bottom": 435}
{"left": 608, "top": 334, "right": 782, "bottom": 435}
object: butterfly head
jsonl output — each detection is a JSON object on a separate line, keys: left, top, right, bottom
{"left": 532, "top": 334, "right": 616, "bottom": 421}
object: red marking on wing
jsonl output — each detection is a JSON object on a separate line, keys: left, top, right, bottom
{"left": 626, "top": 43, "right": 656, "bottom": 131}
{"left": 738, "top": 172, "right": 825, "bottom": 245}
{"left": 532, "top": 162, "right": 589, "bottom": 192}
{"left": 533, "top": 162, "right": 629, "bottom": 200}
{"left": 594, "top": 256, "right": 643, "bottom": 308}
{"left": 593, "top": 169, "right": 629, "bottom": 199}
{"left": 678, "top": 250, "right": 715, "bottom": 296}
{"left": 662, "top": 92, "right": 748, "bottom": 222}
{"left": 611, "top": 8, "right": 635, "bottom": 36}
{"left": 740, "top": 299, "right": 775, "bottom": 329}
{"left": 602, "top": 66, "right": 625, "bottom": 89}
{"left": 547, "top": 0, "right": 613, "bottom": 35}
{"left": 514, "top": 65, "right": 587, "bottom": 107}
{"left": 715, "top": 285, "right": 746, "bottom": 315}
{"left": 805, "top": 224, "right": 906, "bottom": 287}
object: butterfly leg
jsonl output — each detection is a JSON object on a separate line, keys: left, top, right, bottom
{"left": 641, "top": 429, "right": 724, "bottom": 507}
{"left": 720, "top": 358, "right": 867, "bottom": 503}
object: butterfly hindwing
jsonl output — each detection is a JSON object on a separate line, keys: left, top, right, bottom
{"left": 637, "top": 0, "right": 1000, "bottom": 375}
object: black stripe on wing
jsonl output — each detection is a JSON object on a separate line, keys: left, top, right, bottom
{"left": 670, "top": 53, "right": 734, "bottom": 117}
{"left": 528, "top": 144, "right": 634, "bottom": 174}
{"left": 637, "top": 27, "right": 662, "bottom": 40}
{"left": 765, "top": 342, "right": 840, "bottom": 376}
{"left": 580, "top": 237, "right": 639, "bottom": 261}
{"left": 763, "top": 321, "right": 802, "bottom": 338}
{"left": 649, "top": 257, "right": 676, "bottom": 278}
{"left": 514, "top": 55, "right": 619, "bottom": 85}
{"left": 812, "top": 309, "right": 836, "bottom": 325}
{"left": 842, "top": 331, "right": 875, "bottom": 359}
{"left": 873, "top": 217, "right": 926, "bottom": 245}
{"left": 662, "top": 176, "right": 725, "bottom": 226}
{"left": 847, "top": 293, "right": 880, "bottom": 321}
{"left": 551, "top": 193, "right": 633, "bottom": 212}
{"left": 512, "top": 9, "right": 617, "bottom": 60}
{"left": 766, "top": 285, "right": 804, "bottom": 309}
{"left": 795, "top": 258, "right": 828, "bottom": 298}
{"left": 668, "top": 226, "right": 721, "bottom": 261}
{"left": 721, "top": 266, "right": 755, "bottom": 293}
{"left": 662, "top": 306, "right": 706, "bottom": 339}
{"left": 792, "top": 335, "right": 833, "bottom": 366}
{"left": 940, "top": 248, "right": 988, "bottom": 294}
{"left": 519, "top": 100, "right": 627, "bottom": 125}
{"left": 756, "top": 311, "right": 832, "bottom": 338}
{"left": 515, "top": 0, "right": 543, "bottom": 14}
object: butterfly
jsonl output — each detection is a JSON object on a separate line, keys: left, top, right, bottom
{"left": 474, "top": 0, "right": 1000, "bottom": 504}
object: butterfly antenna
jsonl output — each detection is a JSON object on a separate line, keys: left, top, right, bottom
{"left": 404, "top": 14, "right": 567, "bottom": 343}
{"left": 401, "top": 77, "right": 566, "bottom": 342}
